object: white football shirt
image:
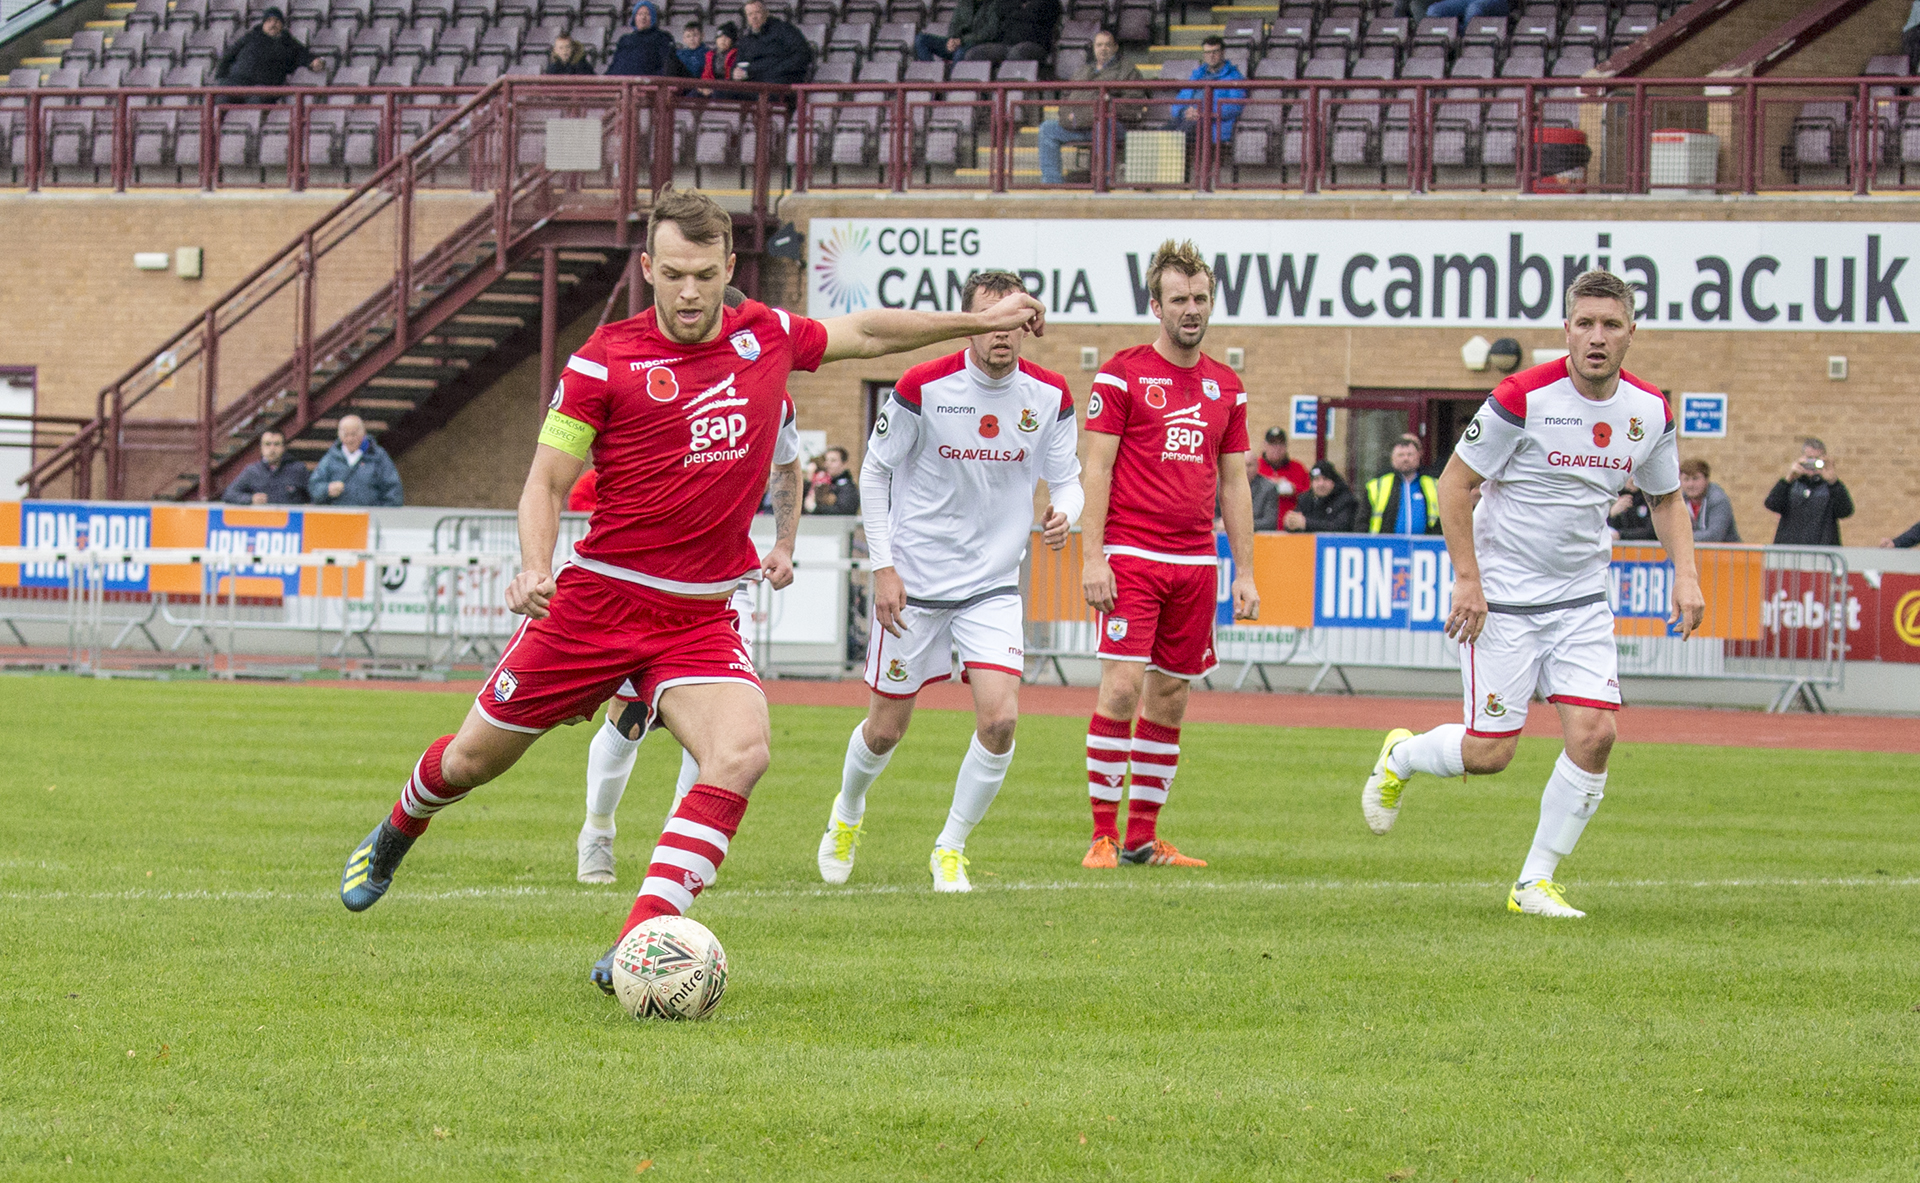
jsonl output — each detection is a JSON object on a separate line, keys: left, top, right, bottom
{"left": 860, "top": 350, "right": 1083, "bottom": 605}
{"left": 1455, "top": 359, "right": 1679, "bottom": 609}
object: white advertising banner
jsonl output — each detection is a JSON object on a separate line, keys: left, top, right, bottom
{"left": 806, "top": 219, "right": 1920, "bottom": 331}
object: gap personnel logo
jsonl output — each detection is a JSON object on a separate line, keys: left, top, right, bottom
{"left": 1592, "top": 422, "right": 1612, "bottom": 447}
{"left": 813, "top": 223, "right": 874, "bottom": 313}
{"left": 494, "top": 669, "right": 518, "bottom": 702}
{"left": 647, "top": 366, "right": 680, "bottom": 403}
{"left": 885, "top": 658, "right": 909, "bottom": 682}
{"left": 980, "top": 414, "right": 1001, "bottom": 439}
{"left": 1201, "top": 378, "right": 1221, "bottom": 401}
{"left": 729, "top": 330, "right": 761, "bottom": 361}
{"left": 1627, "top": 416, "right": 1645, "bottom": 441}
{"left": 1017, "top": 408, "right": 1039, "bottom": 432}
{"left": 1105, "top": 617, "right": 1128, "bottom": 641}
{"left": 1483, "top": 692, "right": 1506, "bottom": 718}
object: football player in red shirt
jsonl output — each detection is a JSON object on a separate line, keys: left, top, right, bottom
{"left": 1078, "top": 240, "right": 1259, "bottom": 870}
{"left": 339, "top": 191, "right": 1046, "bottom": 988}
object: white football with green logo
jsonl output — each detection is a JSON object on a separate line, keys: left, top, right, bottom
{"left": 610, "top": 916, "right": 729, "bottom": 1021}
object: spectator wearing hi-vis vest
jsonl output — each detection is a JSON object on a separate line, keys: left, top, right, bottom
{"left": 1366, "top": 434, "right": 1440, "bottom": 534}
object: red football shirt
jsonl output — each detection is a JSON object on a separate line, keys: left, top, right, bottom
{"left": 1256, "top": 455, "right": 1311, "bottom": 520}
{"left": 1085, "top": 343, "right": 1250, "bottom": 560}
{"left": 548, "top": 299, "right": 826, "bottom": 594}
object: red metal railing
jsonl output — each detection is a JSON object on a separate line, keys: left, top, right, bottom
{"left": 787, "top": 74, "right": 1920, "bottom": 197}
{"left": 21, "top": 77, "right": 784, "bottom": 500}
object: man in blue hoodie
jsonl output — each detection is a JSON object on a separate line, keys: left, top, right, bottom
{"left": 1167, "top": 37, "right": 1244, "bottom": 145}
{"left": 308, "top": 414, "right": 404, "bottom": 507}
{"left": 607, "top": 1, "right": 682, "bottom": 76}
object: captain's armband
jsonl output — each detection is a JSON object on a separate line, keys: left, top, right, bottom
{"left": 538, "top": 409, "right": 597, "bottom": 459}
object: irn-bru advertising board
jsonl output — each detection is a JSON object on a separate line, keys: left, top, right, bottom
{"left": 0, "top": 501, "right": 369, "bottom": 599}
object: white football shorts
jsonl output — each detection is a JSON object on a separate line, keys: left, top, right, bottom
{"left": 1461, "top": 598, "right": 1620, "bottom": 736}
{"left": 864, "top": 591, "right": 1026, "bottom": 698}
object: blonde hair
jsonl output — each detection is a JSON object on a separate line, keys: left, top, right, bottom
{"left": 647, "top": 189, "right": 734, "bottom": 259}
{"left": 1146, "top": 239, "right": 1214, "bottom": 303}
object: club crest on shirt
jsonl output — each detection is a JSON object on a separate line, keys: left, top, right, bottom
{"left": 1017, "top": 408, "right": 1040, "bottom": 433}
{"left": 1592, "top": 422, "right": 1612, "bottom": 448}
{"left": 646, "top": 365, "right": 680, "bottom": 403}
{"left": 1105, "top": 617, "right": 1129, "bottom": 642}
{"left": 1201, "top": 379, "right": 1221, "bottom": 401}
{"left": 885, "top": 658, "right": 909, "bottom": 682}
{"left": 494, "top": 669, "right": 518, "bottom": 702}
{"left": 729, "top": 329, "right": 761, "bottom": 362}
{"left": 979, "top": 414, "right": 1001, "bottom": 439}
{"left": 1627, "top": 417, "right": 1645, "bottom": 441}
{"left": 1483, "top": 692, "right": 1506, "bottom": 718}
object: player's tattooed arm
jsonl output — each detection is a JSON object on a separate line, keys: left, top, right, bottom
{"left": 762, "top": 459, "right": 802, "bottom": 591}
{"left": 820, "top": 289, "right": 1046, "bottom": 361}
{"left": 1646, "top": 488, "right": 1706, "bottom": 639}
{"left": 1437, "top": 454, "right": 1490, "bottom": 643}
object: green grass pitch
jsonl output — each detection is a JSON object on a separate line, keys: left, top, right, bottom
{"left": 3, "top": 677, "right": 1917, "bottom": 1180}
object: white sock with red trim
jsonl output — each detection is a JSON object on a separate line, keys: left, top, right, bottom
{"left": 1387, "top": 723, "right": 1467, "bottom": 780}
{"left": 1518, "top": 751, "right": 1607, "bottom": 886}
{"left": 934, "top": 734, "right": 1013, "bottom": 852}
{"left": 585, "top": 718, "right": 641, "bottom": 835}
{"left": 832, "top": 721, "right": 891, "bottom": 827}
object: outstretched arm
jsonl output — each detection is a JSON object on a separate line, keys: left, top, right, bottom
{"left": 1438, "top": 453, "right": 1488, "bottom": 643}
{"left": 819, "top": 288, "right": 1045, "bottom": 363}
{"left": 1647, "top": 489, "right": 1706, "bottom": 639}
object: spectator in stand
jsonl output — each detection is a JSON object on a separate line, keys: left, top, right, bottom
{"left": 699, "top": 22, "right": 739, "bottom": 82}
{"left": 543, "top": 33, "right": 595, "bottom": 74}
{"left": 221, "top": 430, "right": 310, "bottom": 505}
{"left": 1256, "top": 426, "right": 1310, "bottom": 523}
{"left": 1765, "top": 437, "right": 1853, "bottom": 546}
{"left": 1905, "top": 1, "right": 1920, "bottom": 72}
{"left": 1286, "top": 461, "right": 1361, "bottom": 533}
{"left": 1038, "top": 28, "right": 1139, "bottom": 184}
{"left": 607, "top": 2, "right": 684, "bottom": 77}
{"left": 964, "top": 0, "right": 1059, "bottom": 62}
{"left": 676, "top": 21, "right": 710, "bottom": 75}
{"left": 914, "top": 0, "right": 1003, "bottom": 62}
{"left": 1679, "top": 457, "right": 1740, "bottom": 543}
{"left": 1424, "top": 0, "right": 1510, "bottom": 28}
{"left": 309, "top": 414, "right": 403, "bottom": 507}
{"left": 1365, "top": 434, "right": 1439, "bottom": 534}
{"left": 1884, "top": 519, "right": 1920, "bottom": 548}
{"left": 1244, "top": 453, "right": 1280, "bottom": 530}
{"left": 1167, "top": 37, "right": 1244, "bottom": 146}
{"left": 213, "top": 7, "right": 315, "bottom": 98}
{"left": 1607, "top": 475, "right": 1656, "bottom": 541}
{"left": 733, "top": 0, "right": 812, "bottom": 84}
{"left": 808, "top": 446, "right": 861, "bottom": 515}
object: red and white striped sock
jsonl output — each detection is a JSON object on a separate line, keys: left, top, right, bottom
{"left": 1124, "top": 719, "right": 1181, "bottom": 849}
{"left": 387, "top": 735, "right": 463, "bottom": 838}
{"left": 1086, "top": 713, "right": 1131, "bottom": 842}
{"left": 621, "top": 784, "right": 749, "bottom": 937}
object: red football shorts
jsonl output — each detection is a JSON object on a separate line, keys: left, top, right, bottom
{"left": 476, "top": 566, "right": 761, "bottom": 735}
{"left": 1095, "top": 552, "right": 1219, "bottom": 679}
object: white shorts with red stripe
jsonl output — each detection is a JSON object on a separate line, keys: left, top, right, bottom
{"left": 864, "top": 590, "right": 1025, "bottom": 698}
{"left": 1461, "top": 597, "right": 1620, "bottom": 737}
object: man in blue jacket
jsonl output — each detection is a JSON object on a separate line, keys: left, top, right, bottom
{"left": 607, "top": 1, "right": 682, "bottom": 76}
{"left": 1168, "top": 37, "right": 1244, "bottom": 144}
{"left": 308, "top": 414, "right": 404, "bottom": 507}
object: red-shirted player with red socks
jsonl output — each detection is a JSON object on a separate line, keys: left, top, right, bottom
{"left": 337, "top": 191, "right": 1047, "bottom": 998}
{"left": 1078, "top": 240, "right": 1259, "bottom": 869}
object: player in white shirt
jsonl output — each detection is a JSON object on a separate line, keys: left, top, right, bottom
{"left": 1359, "top": 270, "right": 1705, "bottom": 918}
{"left": 819, "top": 270, "right": 1085, "bottom": 893}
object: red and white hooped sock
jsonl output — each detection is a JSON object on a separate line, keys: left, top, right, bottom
{"left": 1124, "top": 718, "right": 1181, "bottom": 849}
{"left": 621, "top": 784, "right": 750, "bottom": 937}
{"left": 1085, "top": 713, "right": 1131, "bottom": 842}
{"left": 387, "top": 735, "right": 462, "bottom": 838}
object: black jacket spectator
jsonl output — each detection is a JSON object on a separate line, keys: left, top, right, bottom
{"left": 963, "top": 0, "right": 1058, "bottom": 60}
{"left": 608, "top": 3, "right": 684, "bottom": 76}
{"left": 812, "top": 471, "right": 860, "bottom": 515}
{"left": 1608, "top": 487, "right": 1657, "bottom": 541}
{"left": 214, "top": 22, "right": 313, "bottom": 88}
{"left": 222, "top": 456, "right": 311, "bottom": 504}
{"left": 1766, "top": 474, "right": 1853, "bottom": 546}
{"left": 1293, "top": 477, "right": 1361, "bottom": 533}
{"left": 736, "top": 13, "right": 812, "bottom": 83}
{"left": 544, "top": 40, "right": 596, "bottom": 74}
{"left": 1889, "top": 519, "right": 1920, "bottom": 548}
{"left": 1247, "top": 473, "right": 1280, "bottom": 530}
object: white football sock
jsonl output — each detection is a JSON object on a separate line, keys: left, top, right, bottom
{"left": 1518, "top": 751, "right": 1607, "bottom": 886}
{"left": 935, "top": 734, "right": 1014, "bottom": 853}
{"left": 1387, "top": 723, "right": 1467, "bottom": 780}
{"left": 585, "top": 718, "right": 642, "bottom": 835}
{"left": 833, "top": 721, "right": 892, "bottom": 826}
{"left": 667, "top": 746, "right": 699, "bottom": 820}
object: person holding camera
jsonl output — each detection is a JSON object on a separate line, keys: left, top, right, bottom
{"left": 1764, "top": 437, "right": 1852, "bottom": 546}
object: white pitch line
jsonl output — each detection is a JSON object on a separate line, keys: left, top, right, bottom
{"left": 2, "top": 876, "right": 1917, "bottom": 904}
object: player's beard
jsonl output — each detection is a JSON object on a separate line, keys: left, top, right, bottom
{"left": 1169, "top": 318, "right": 1208, "bottom": 350}
{"left": 660, "top": 299, "right": 722, "bottom": 345}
